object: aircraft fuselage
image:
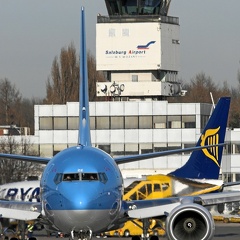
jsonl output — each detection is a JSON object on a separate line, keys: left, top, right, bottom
{"left": 40, "top": 145, "right": 124, "bottom": 233}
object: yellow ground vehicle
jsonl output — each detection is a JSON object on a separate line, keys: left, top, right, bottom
{"left": 123, "top": 175, "right": 172, "bottom": 201}
{"left": 105, "top": 219, "right": 165, "bottom": 237}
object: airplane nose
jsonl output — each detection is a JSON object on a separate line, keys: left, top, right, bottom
{"left": 60, "top": 183, "right": 99, "bottom": 210}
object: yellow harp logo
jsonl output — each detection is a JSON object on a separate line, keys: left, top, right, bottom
{"left": 200, "top": 126, "right": 220, "bottom": 167}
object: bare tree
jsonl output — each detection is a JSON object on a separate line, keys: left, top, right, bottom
{"left": 0, "top": 78, "right": 22, "bottom": 125}
{"left": 45, "top": 43, "right": 106, "bottom": 104}
{"left": 87, "top": 51, "right": 105, "bottom": 101}
{"left": 182, "top": 72, "right": 221, "bottom": 103}
{"left": 169, "top": 72, "right": 240, "bottom": 128}
{"left": 45, "top": 43, "right": 80, "bottom": 104}
{"left": 0, "top": 136, "right": 42, "bottom": 184}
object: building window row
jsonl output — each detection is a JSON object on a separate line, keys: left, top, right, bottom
{"left": 39, "top": 115, "right": 196, "bottom": 130}
{"left": 38, "top": 142, "right": 240, "bottom": 158}
{"left": 40, "top": 143, "right": 194, "bottom": 157}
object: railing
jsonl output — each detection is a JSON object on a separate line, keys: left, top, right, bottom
{"left": 97, "top": 15, "right": 179, "bottom": 25}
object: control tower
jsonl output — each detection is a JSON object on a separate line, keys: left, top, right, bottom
{"left": 96, "top": 0, "right": 185, "bottom": 99}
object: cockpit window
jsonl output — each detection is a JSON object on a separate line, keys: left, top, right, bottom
{"left": 63, "top": 173, "right": 80, "bottom": 181}
{"left": 99, "top": 173, "right": 108, "bottom": 184}
{"left": 54, "top": 172, "right": 108, "bottom": 184}
{"left": 54, "top": 173, "right": 63, "bottom": 184}
{"left": 82, "top": 173, "right": 98, "bottom": 180}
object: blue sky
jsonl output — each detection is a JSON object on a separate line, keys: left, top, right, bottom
{"left": 0, "top": 0, "right": 240, "bottom": 99}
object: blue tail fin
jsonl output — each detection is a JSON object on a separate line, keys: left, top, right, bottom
{"left": 169, "top": 97, "right": 231, "bottom": 179}
{"left": 78, "top": 7, "right": 91, "bottom": 147}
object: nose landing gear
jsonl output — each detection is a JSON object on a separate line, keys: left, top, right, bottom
{"left": 70, "top": 230, "right": 92, "bottom": 240}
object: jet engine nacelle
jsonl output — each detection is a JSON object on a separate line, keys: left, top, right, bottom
{"left": 166, "top": 203, "right": 215, "bottom": 240}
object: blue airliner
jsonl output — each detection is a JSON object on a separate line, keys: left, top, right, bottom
{"left": 0, "top": 7, "right": 239, "bottom": 240}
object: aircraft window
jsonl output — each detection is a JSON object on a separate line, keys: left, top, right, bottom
{"left": 63, "top": 173, "right": 80, "bottom": 181}
{"left": 57, "top": 173, "right": 101, "bottom": 182}
{"left": 54, "top": 173, "right": 63, "bottom": 184}
{"left": 162, "top": 183, "right": 169, "bottom": 191}
{"left": 82, "top": 173, "right": 98, "bottom": 181}
{"left": 99, "top": 173, "right": 108, "bottom": 183}
{"left": 154, "top": 184, "right": 161, "bottom": 192}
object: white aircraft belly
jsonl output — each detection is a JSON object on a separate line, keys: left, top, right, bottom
{"left": 50, "top": 209, "right": 112, "bottom": 232}
{"left": 0, "top": 201, "right": 41, "bottom": 220}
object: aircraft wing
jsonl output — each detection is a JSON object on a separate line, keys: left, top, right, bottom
{"left": 125, "top": 191, "right": 240, "bottom": 219}
{"left": 0, "top": 144, "right": 223, "bottom": 165}
{"left": 198, "top": 191, "right": 240, "bottom": 206}
{"left": 223, "top": 181, "right": 240, "bottom": 188}
{"left": 0, "top": 153, "right": 50, "bottom": 164}
{"left": 114, "top": 144, "right": 224, "bottom": 164}
{"left": 0, "top": 200, "right": 41, "bottom": 221}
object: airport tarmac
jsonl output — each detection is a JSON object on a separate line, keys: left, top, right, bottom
{"left": 31, "top": 222, "right": 240, "bottom": 239}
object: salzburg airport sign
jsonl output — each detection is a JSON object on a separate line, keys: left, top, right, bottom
{"left": 105, "top": 41, "right": 156, "bottom": 57}
{"left": 96, "top": 22, "right": 161, "bottom": 71}
{"left": 98, "top": 40, "right": 160, "bottom": 70}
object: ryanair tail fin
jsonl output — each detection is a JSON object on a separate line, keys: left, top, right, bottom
{"left": 169, "top": 97, "right": 230, "bottom": 179}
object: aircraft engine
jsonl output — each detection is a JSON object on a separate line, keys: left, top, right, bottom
{"left": 165, "top": 203, "right": 215, "bottom": 240}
